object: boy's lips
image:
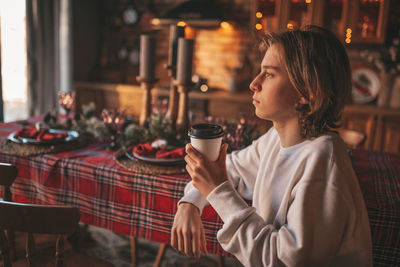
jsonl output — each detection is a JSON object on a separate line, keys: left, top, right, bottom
{"left": 252, "top": 98, "right": 260, "bottom": 105}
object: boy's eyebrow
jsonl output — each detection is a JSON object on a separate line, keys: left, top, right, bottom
{"left": 261, "top": 65, "right": 280, "bottom": 70}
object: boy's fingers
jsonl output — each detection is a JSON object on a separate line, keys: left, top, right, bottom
{"left": 184, "top": 154, "right": 198, "bottom": 168}
{"left": 177, "top": 231, "right": 184, "bottom": 253}
{"left": 186, "top": 144, "right": 205, "bottom": 161}
{"left": 201, "top": 227, "right": 208, "bottom": 254}
{"left": 183, "top": 231, "right": 193, "bottom": 257}
{"left": 192, "top": 230, "right": 200, "bottom": 258}
{"left": 171, "top": 228, "right": 177, "bottom": 249}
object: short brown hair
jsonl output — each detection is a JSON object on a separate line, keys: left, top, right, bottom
{"left": 262, "top": 25, "right": 351, "bottom": 138}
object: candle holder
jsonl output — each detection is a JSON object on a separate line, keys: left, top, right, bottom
{"left": 174, "top": 80, "right": 194, "bottom": 138}
{"left": 165, "top": 65, "right": 179, "bottom": 130}
{"left": 165, "top": 25, "right": 185, "bottom": 131}
{"left": 58, "top": 92, "right": 76, "bottom": 129}
{"left": 101, "top": 108, "right": 127, "bottom": 150}
{"left": 136, "top": 76, "right": 158, "bottom": 127}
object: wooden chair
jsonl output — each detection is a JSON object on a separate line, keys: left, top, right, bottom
{"left": 0, "top": 163, "right": 18, "bottom": 261}
{"left": 150, "top": 242, "right": 225, "bottom": 267}
{"left": 0, "top": 201, "right": 115, "bottom": 267}
{"left": 338, "top": 128, "right": 366, "bottom": 149}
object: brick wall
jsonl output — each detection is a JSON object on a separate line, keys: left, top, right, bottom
{"left": 193, "top": 26, "right": 253, "bottom": 90}
{"left": 83, "top": 0, "right": 254, "bottom": 91}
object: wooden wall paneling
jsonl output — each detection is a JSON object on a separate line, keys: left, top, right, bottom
{"left": 342, "top": 109, "right": 377, "bottom": 151}
{"left": 380, "top": 115, "right": 400, "bottom": 154}
{"left": 75, "top": 88, "right": 105, "bottom": 116}
{"left": 310, "top": 0, "right": 324, "bottom": 26}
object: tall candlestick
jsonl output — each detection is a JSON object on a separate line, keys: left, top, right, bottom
{"left": 176, "top": 38, "right": 194, "bottom": 85}
{"left": 139, "top": 34, "right": 156, "bottom": 80}
{"left": 176, "top": 83, "right": 190, "bottom": 137}
{"left": 168, "top": 25, "right": 185, "bottom": 77}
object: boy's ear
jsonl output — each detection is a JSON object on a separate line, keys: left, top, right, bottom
{"left": 299, "top": 96, "right": 309, "bottom": 105}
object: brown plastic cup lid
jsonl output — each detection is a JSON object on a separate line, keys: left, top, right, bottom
{"left": 188, "top": 123, "right": 224, "bottom": 139}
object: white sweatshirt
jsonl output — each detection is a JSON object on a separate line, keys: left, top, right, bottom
{"left": 180, "top": 128, "right": 373, "bottom": 267}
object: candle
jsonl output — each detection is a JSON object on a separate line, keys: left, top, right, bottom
{"left": 139, "top": 34, "right": 156, "bottom": 80}
{"left": 176, "top": 38, "right": 194, "bottom": 85}
{"left": 168, "top": 25, "right": 185, "bottom": 70}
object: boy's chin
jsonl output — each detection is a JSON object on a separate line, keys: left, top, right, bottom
{"left": 254, "top": 111, "right": 269, "bottom": 121}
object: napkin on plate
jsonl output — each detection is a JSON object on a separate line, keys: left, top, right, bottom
{"left": 155, "top": 147, "right": 185, "bottom": 159}
{"left": 133, "top": 142, "right": 185, "bottom": 159}
{"left": 133, "top": 142, "right": 156, "bottom": 156}
{"left": 14, "top": 126, "right": 68, "bottom": 141}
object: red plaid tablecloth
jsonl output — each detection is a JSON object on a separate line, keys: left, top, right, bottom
{"left": 1, "top": 121, "right": 399, "bottom": 264}
{"left": 0, "top": 120, "right": 226, "bottom": 255}
{"left": 350, "top": 150, "right": 400, "bottom": 266}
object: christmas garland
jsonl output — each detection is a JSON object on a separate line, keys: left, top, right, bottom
{"left": 43, "top": 102, "right": 259, "bottom": 151}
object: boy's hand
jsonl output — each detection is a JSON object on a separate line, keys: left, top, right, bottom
{"left": 185, "top": 143, "right": 229, "bottom": 197}
{"left": 171, "top": 202, "right": 207, "bottom": 258}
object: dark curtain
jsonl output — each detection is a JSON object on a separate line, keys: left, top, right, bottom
{"left": 26, "top": 0, "right": 60, "bottom": 116}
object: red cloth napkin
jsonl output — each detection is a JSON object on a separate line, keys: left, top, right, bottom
{"left": 155, "top": 147, "right": 185, "bottom": 159}
{"left": 133, "top": 142, "right": 156, "bottom": 156}
{"left": 133, "top": 142, "right": 185, "bottom": 159}
{"left": 14, "top": 126, "right": 38, "bottom": 139}
{"left": 14, "top": 126, "right": 68, "bottom": 141}
{"left": 37, "top": 131, "right": 68, "bottom": 141}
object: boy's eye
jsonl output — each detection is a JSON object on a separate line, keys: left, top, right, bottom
{"left": 265, "top": 72, "right": 273, "bottom": 78}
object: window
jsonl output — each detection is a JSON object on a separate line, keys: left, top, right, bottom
{"left": 0, "top": 0, "right": 28, "bottom": 122}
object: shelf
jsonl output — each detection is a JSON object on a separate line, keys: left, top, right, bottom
{"left": 74, "top": 81, "right": 253, "bottom": 103}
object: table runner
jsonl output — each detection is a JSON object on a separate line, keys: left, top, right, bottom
{"left": 1, "top": 120, "right": 399, "bottom": 263}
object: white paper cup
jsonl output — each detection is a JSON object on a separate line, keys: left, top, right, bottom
{"left": 188, "top": 124, "right": 224, "bottom": 161}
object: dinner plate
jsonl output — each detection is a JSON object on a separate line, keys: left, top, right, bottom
{"left": 8, "top": 129, "right": 80, "bottom": 145}
{"left": 125, "top": 151, "right": 185, "bottom": 165}
{"left": 351, "top": 68, "right": 380, "bottom": 104}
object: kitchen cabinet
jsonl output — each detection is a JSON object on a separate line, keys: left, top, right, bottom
{"left": 251, "top": 0, "right": 390, "bottom": 44}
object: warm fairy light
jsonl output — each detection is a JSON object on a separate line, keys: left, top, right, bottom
{"left": 287, "top": 23, "right": 294, "bottom": 30}
{"left": 177, "top": 21, "right": 186, "bottom": 27}
{"left": 220, "top": 21, "right": 231, "bottom": 29}
{"left": 305, "top": 0, "right": 312, "bottom": 3}
{"left": 255, "top": 23, "right": 263, "bottom": 30}
{"left": 256, "top": 12, "right": 263, "bottom": 18}
{"left": 185, "top": 26, "right": 195, "bottom": 39}
{"left": 151, "top": 18, "right": 160, "bottom": 25}
{"left": 345, "top": 27, "right": 352, "bottom": 43}
{"left": 200, "top": 84, "right": 209, "bottom": 92}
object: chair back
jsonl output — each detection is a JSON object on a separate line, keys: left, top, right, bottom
{"left": 0, "top": 201, "right": 80, "bottom": 267}
{"left": 0, "top": 163, "right": 18, "bottom": 201}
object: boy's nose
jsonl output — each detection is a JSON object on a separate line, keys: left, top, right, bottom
{"left": 249, "top": 77, "right": 261, "bottom": 92}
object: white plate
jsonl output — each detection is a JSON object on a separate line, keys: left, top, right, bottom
{"left": 8, "top": 129, "right": 80, "bottom": 145}
{"left": 351, "top": 68, "right": 380, "bottom": 104}
{"left": 125, "top": 151, "right": 185, "bottom": 165}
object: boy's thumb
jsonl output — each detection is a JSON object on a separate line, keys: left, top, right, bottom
{"left": 218, "top": 143, "right": 228, "bottom": 163}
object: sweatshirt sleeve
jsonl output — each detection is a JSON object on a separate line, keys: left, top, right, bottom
{"left": 178, "top": 131, "right": 269, "bottom": 212}
{"left": 178, "top": 181, "right": 209, "bottom": 214}
{"left": 207, "top": 168, "right": 354, "bottom": 266}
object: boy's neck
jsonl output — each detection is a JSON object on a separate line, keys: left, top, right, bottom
{"left": 273, "top": 118, "right": 305, "bottom": 148}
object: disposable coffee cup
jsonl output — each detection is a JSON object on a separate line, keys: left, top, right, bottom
{"left": 188, "top": 124, "right": 224, "bottom": 161}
